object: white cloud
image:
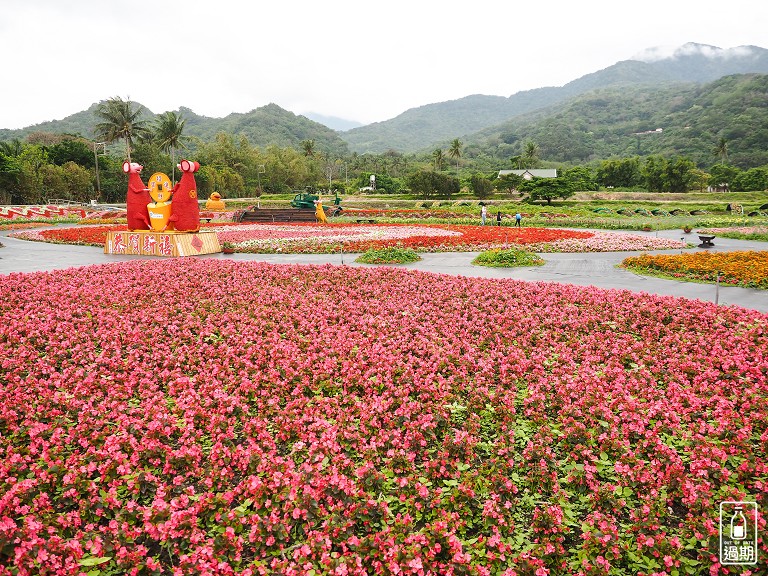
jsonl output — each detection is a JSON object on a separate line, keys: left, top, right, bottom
{"left": 1, "top": 0, "right": 767, "bottom": 130}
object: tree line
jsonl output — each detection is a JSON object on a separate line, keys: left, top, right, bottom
{"left": 1, "top": 97, "right": 766, "bottom": 205}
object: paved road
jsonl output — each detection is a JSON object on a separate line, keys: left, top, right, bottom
{"left": 1, "top": 227, "right": 766, "bottom": 312}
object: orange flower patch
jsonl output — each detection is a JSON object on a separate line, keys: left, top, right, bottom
{"left": 621, "top": 250, "right": 768, "bottom": 289}
{"left": 0, "top": 222, "right": 51, "bottom": 231}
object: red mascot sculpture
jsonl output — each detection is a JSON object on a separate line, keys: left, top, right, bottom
{"left": 168, "top": 159, "right": 201, "bottom": 232}
{"left": 123, "top": 161, "right": 151, "bottom": 231}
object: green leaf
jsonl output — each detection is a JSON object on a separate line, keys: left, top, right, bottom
{"left": 78, "top": 556, "right": 112, "bottom": 567}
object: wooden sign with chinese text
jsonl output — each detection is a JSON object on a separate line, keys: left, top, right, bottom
{"left": 104, "top": 230, "right": 221, "bottom": 257}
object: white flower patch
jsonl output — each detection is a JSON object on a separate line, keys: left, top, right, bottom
{"left": 217, "top": 224, "right": 461, "bottom": 248}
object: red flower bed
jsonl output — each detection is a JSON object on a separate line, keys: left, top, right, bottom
{"left": 0, "top": 223, "right": 50, "bottom": 231}
{"left": 345, "top": 224, "right": 593, "bottom": 252}
{"left": 38, "top": 224, "right": 128, "bottom": 245}
{"left": 0, "top": 205, "right": 88, "bottom": 220}
{"left": 13, "top": 223, "right": 242, "bottom": 247}
{"left": 218, "top": 224, "right": 594, "bottom": 254}
{"left": 0, "top": 260, "right": 765, "bottom": 575}
{"left": 12, "top": 223, "right": 592, "bottom": 253}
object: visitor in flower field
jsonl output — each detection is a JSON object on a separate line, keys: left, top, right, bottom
{"left": 515, "top": 212, "right": 522, "bottom": 227}
{"left": 481, "top": 204, "right": 487, "bottom": 225}
{"left": 496, "top": 211, "right": 502, "bottom": 226}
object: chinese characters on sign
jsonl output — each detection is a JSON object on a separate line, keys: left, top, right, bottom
{"left": 158, "top": 235, "right": 175, "bottom": 257}
{"left": 719, "top": 501, "right": 759, "bottom": 566}
{"left": 142, "top": 234, "right": 157, "bottom": 255}
{"left": 112, "top": 233, "right": 126, "bottom": 254}
{"left": 104, "top": 230, "right": 219, "bottom": 256}
{"left": 128, "top": 233, "right": 140, "bottom": 254}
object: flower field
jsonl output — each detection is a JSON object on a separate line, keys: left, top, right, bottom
{"left": 341, "top": 209, "right": 467, "bottom": 220}
{"left": 0, "top": 222, "right": 50, "bottom": 231}
{"left": 621, "top": 251, "right": 768, "bottom": 289}
{"left": 697, "top": 227, "right": 768, "bottom": 243}
{"left": 0, "top": 206, "right": 89, "bottom": 220}
{"left": 1, "top": 260, "right": 766, "bottom": 575}
{"left": 9, "top": 223, "right": 687, "bottom": 254}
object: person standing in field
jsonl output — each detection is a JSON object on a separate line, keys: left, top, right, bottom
{"left": 496, "top": 211, "right": 502, "bottom": 226}
{"left": 481, "top": 204, "right": 487, "bottom": 225}
{"left": 515, "top": 212, "right": 522, "bottom": 227}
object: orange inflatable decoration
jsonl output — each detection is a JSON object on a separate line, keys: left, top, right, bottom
{"left": 205, "top": 192, "right": 226, "bottom": 211}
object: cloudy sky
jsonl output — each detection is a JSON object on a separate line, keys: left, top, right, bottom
{"left": 2, "top": 0, "right": 767, "bottom": 130}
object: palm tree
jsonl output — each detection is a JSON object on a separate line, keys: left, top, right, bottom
{"left": 0, "top": 138, "right": 24, "bottom": 157}
{"left": 153, "top": 111, "right": 188, "bottom": 184}
{"left": 714, "top": 137, "right": 729, "bottom": 163}
{"left": 301, "top": 139, "right": 316, "bottom": 157}
{"left": 522, "top": 141, "right": 540, "bottom": 168}
{"left": 433, "top": 148, "right": 445, "bottom": 171}
{"left": 448, "top": 138, "right": 462, "bottom": 180}
{"left": 94, "top": 96, "right": 149, "bottom": 163}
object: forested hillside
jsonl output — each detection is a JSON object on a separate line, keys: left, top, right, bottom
{"left": 461, "top": 74, "right": 768, "bottom": 169}
{"left": 340, "top": 43, "right": 768, "bottom": 154}
{"left": 0, "top": 103, "right": 349, "bottom": 156}
{"left": 338, "top": 90, "right": 565, "bottom": 154}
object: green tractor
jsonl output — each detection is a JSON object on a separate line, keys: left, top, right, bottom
{"left": 290, "top": 188, "right": 343, "bottom": 213}
{"left": 290, "top": 190, "right": 319, "bottom": 209}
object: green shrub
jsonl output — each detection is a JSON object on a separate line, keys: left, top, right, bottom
{"left": 355, "top": 246, "right": 421, "bottom": 264}
{"left": 472, "top": 248, "right": 544, "bottom": 268}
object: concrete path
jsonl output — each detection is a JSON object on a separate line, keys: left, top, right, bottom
{"left": 1, "top": 227, "right": 766, "bottom": 312}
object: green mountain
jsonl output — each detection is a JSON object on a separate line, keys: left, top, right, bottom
{"left": 0, "top": 102, "right": 350, "bottom": 156}
{"left": 338, "top": 91, "right": 564, "bottom": 155}
{"left": 2, "top": 43, "right": 767, "bottom": 166}
{"left": 461, "top": 74, "right": 768, "bottom": 168}
{"left": 340, "top": 43, "right": 768, "bottom": 154}
{"left": 183, "top": 104, "right": 349, "bottom": 155}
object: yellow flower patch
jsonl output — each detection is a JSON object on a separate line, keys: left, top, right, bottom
{"left": 621, "top": 250, "right": 768, "bottom": 289}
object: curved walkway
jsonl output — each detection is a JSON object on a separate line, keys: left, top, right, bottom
{"left": 1, "top": 228, "right": 766, "bottom": 312}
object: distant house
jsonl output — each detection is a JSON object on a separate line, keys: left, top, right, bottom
{"left": 631, "top": 128, "right": 663, "bottom": 135}
{"left": 498, "top": 169, "right": 558, "bottom": 180}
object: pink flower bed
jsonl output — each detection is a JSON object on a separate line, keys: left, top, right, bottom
{"left": 0, "top": 260, "right": 765, "bottom": 575}
{"left": 698, "top": 226, "right": 768, "bottom": 235}
{"left": 697, "top": 225, "right": 768, "bottom": 242}
{"left": 215, "top": 223, "right": 462, "bottom": 252}
{"left": 530, "top": 231, "right": 686, "bottom": 253}
{"left": 200, "top": 210, "right": 238, "bottom": 222}
{"left": 9, "top": 223, "right": 686, "bottom": 254}
{"left": 214, "top": 225, "right": 684, "bottom": 254}
{"left": 0, "top": 205, "right": 88, "bottom": 220}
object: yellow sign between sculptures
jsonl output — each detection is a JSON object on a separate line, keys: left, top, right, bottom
{"left": 104, "top": 230, "right": 221, "bottom": 257}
